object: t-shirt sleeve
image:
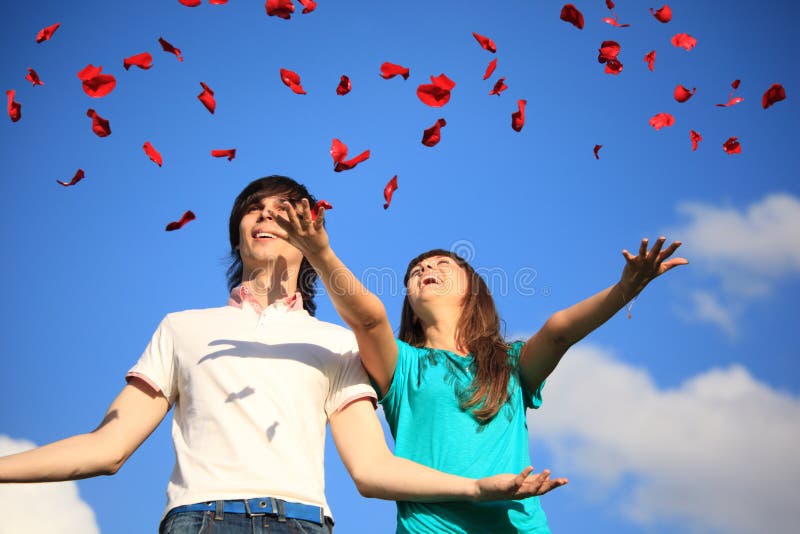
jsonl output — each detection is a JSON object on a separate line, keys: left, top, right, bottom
{"left": 509, "top": 340, "right": 545, "bottom": 410}
{"left": 126, "top": 316, "right": 178, "bottom": 404}
{"left": 325, "top": 339, "right": 378, "bottom": 417}
{"left": 378, "top": 339, "right": 418, "bottom": 417}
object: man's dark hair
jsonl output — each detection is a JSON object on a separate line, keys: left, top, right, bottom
{"left": 227, "top": 175, "right": 319, "bottom": 316}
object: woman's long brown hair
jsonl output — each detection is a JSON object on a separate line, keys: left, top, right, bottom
{"left": 399, "top": 249, "right": 511, "bottom": 424}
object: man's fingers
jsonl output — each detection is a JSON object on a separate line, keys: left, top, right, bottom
{"left": 638, "top": 238, "right": 649, "bottom": 257}
{"left": 647, "top": 236, "right": 666, "bottom": 262}
{"left": 622, "top": 249, "right": 636, "bottom": 262}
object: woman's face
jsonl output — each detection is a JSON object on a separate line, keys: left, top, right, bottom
{"left": 405, "top": 255, "right": 470, "bottom": 314}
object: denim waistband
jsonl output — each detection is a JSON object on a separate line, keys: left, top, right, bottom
{"left": 166, "top": 497, "right": 325, "bottom": 525}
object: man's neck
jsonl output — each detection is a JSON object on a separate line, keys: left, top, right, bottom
{"left": 241, "top": 266, "right": 299, "bottom": 310}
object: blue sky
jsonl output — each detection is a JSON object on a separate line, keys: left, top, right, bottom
{"left": 1, "top": 1, "right": 798, "bottom": 532}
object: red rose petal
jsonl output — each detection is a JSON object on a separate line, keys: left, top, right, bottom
{"left": 265, "top": 0, "right": 294, "bottom": 19}
{"left": 606, "top": 0, "right": 615, "bottom": 8}
{"left": 598, "top": 40, "right": 620, "bottom": 62}
{"left": 723, "top": 136, "right": 741, "bottom": 155}
{"left": 383, "top": 176, "right": 398, "bottom": 210}
{"left": 644, "top": 50, "right": 656, "bottom": 72}
{"left": 311, "top": 200, "right": 332, "bottom": 221}
{"left": 86, "top": 109, "right": 111, "bottom": 137}
{"left": 211, "top": 149, "right": 236, "bottom": 161}
{"left": 483, "top": 58, "right": 498, "bottom": 80}
{"left": 715, "top": 97, "right": 744, "bottom": 108}
{"left": 690, "top": 130, "right": 702, "bottom": 151}
{"left": 511, "top": 99, "right": 526, "bottom": 132}
{"left": 380, "top": 62, "right": 410, "bottom": 80}
{"left": 594, "top": 144, "right": 602, "bottom": 159}
{"left": 77, "top": 64, "right": 117, "bottom": 98}
{"left": 422, "top": 118, "right": 447, "bottom": 147}
{"left": 279, "top": 68, "right": 307, "bottom": 95}
{"left": 178, "top": 0, "right": 201, "bottom": 6}
{"left": 602, "top": 16, "right": 630, "bottom": 28}
{"left": 674, "top": 84, "right": 696, "bottom": 103}
{"left": 762, "top": 83, "right": 786, "bottom": 109}
{"left": 336, "top": 75, "right": 351, "bottom": 95}
{"left": 158, "top": 37, "right": 183, "bottom": 62}
{"left": 297, "top": 0, "right": 317, "bottom": 14}
{"left": 671, "top": 33, "right": 697, "bottom": 51}
{"left": 56, "top": 169, "right": 85, "bottom": 187}
{"left": 416, "top": 73, "right": 456, "bottom": 107}
{"left": 25, "top": 68, "right": 44, "bottom": 87}
{"left": 123, "top": 52, "right": 153, "bottom": 71}
{"left": 166, "top": 211, "right": 196, "bottom": 231}
{"left": 330, "top": 138, "right": 370, "bottom": 172}
{"left": 6, "top": 90, "right": 21, "bottom": 122}
{"left": 560, "top": 4, "right": 584, "bottom": 29}
{"left": 605, "top": 60, "right": 623, "bottom": 75}
{"left": 489, "top": 77, "right": 508, "bottom": 96}
{"left": 198, "top": 82, "right": 216, "bottom": 113}
{"left": 143, "top": 141, "right": 163, "bottom": 166}
{"left": 649, "top": 112, "right": 675, "bottom": 130}
{"left": 36, "top": 22, "right": 61, "bottom": 43}
{"left": 210, "top": 0, "right": 229, "bottom": 4}
{"left": 732, "top": 79, "right": 741, "bottom": 90}
{"left": 650, "top": 5, "right": 672, "bottom": 23}
{"left": 472, "top": 32, "right": 497, "bottom": 53}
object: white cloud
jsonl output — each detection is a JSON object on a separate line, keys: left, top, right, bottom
{"left": 682, "top": 290, "right": 740, "bottom": 339}
{"left": 0, "top": 436, "right": 100, "bottom": 534}
{"left": 530, "top": 344, "right": 800, "bottom": 534}
{"left": 670, "top": 193, "right": 800, "bottom": 297}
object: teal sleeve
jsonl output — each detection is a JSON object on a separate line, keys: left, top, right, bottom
{"left": 378, "top": 339, "right": 417, "bottom": 427}
{"left": 509, "top": 340, "right": 545, "bottom": 410}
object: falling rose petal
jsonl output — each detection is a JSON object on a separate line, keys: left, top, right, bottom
{"left": 56, "top": 169, "right": 85, "bottom": 187}
{"left": 605, "top": 60, "right": 623, "bottom": 75}
{"left": 560, "top": 4, "right": 584, "bottom": 30}
{"left": 715, "top": 97, "right": 744, "bottom": 108}
{"left": 36, "top": 22, "right": 61, "bottom": 43}
{"left": 279, "top": 68, "right": 306, "bottom": 94}
{"left": 383, "top": 176, "right": 398, "bottom": 210}
{"left": 489, "top": 77, "right": 508, "bottom": 96}
{"left": 336, "top": 75, "right": 351, "bottom": 95}
{"left": 380, "top": 62, "right": 410, "bottom": 80}
{"left": 690, "top": 130, "right": 702, "bottom": 151}
{"left": 159, "top": 37, "right": 183, "bottom": 62}
{"left": 650, "top": 5, "right": 673, "bottom": 23}
{"left": 6, "top": 90, "right": 21, "bottom": 122}
{"left": 166, "top": 211, "right": 196, "bottom": 231}
{"left": 644, "top": 50, "right": 656, "bottom": 72}
{"left": 649, "top": 112, "right": 675, "bottom": 130}
{"left": 86, "top": 109, "right": 111, "bottom": 137}
{"left": 483, "top": 58, "right": 498, "bottom": 80}
{"left": 602, "top": 16, "right": 630, "bottom": 28}
{"left": 143, "top": 141, "right": 163, "bottom": 166}
{"left": 722, "top": 136, "right": 741, "bottom": 155}
{"left": 210, "top": 0, "right": 229, "bottom": 3}
{"left": 762, "top": 84, "right": 786, "bottom": 109}
{"left": 511, "top": 99, "right": 526, "bottom": 132}
{"left": 606, "top": 0, "right": 615, "bottom": 8}
{"left": 178, "top": 0, "right": 201, "bottom": 6}
{"left": 211, "top": 149, "right": 236, "bottom": 161}
{"left": 265, "top": 0, "right": 294, "bottom": 19}
{"left": 297, "top": 0, "right": 317, "bottom": 14}
{"left": 330, "top": 138, "right": 370, "bottom": 172}
{"left": 311, "top": 200, "right": 332, "bottom": 221}
{"left": 472, "top": 32, "right": 497, "bottom": 53}
{"left": 594, "top": 144, "right": 602, "bottom": 159}
{"left": 674, "top": 84, "right": 696, "bottom": 103}
{"left": 731, "top": 79, "right": 741, "bottom": 90}
{"left": 671, "top": 33, "right": 697, "bottom": 51}
{"left": 198, "top": 82, "right": 216, "bottom": 113}
{"left": 25, "top": 68, "right": 44, "bottom": 87}
{"left": 77, "top": 64, "right": 117, "bottom": 98}
{"left": 416, "top": 73, "right": 456, "bottom": 107}
{"left": 123, "top": 52, "right": 153, "bottom": 71}
{"left": 598, "top": 40, "right": 621, "bottom": 62}
{"left": 421, "top": 118, "right": 447, "bottom": 147}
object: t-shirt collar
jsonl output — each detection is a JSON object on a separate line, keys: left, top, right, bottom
{"left": 227, "top": 285, "right": 304, "bottom": 314}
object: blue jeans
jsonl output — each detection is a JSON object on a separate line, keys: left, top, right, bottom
{"left": 160, "top": 510, "right": 333, "bottom": 534}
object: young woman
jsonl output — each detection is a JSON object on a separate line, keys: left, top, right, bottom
{"left": 272, "top": 198, "right": 685, "bottom": 533}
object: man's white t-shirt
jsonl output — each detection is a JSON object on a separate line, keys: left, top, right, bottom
{"left": 127, "top": 289, "right": 377, "bottom": 519}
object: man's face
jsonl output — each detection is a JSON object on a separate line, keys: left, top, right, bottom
{"left": 237, "top": 194, "right": 304, "bottom": 275}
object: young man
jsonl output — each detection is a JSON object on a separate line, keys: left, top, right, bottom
{"left": 0, "top": 176, "right": 565, "bottom": 534}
